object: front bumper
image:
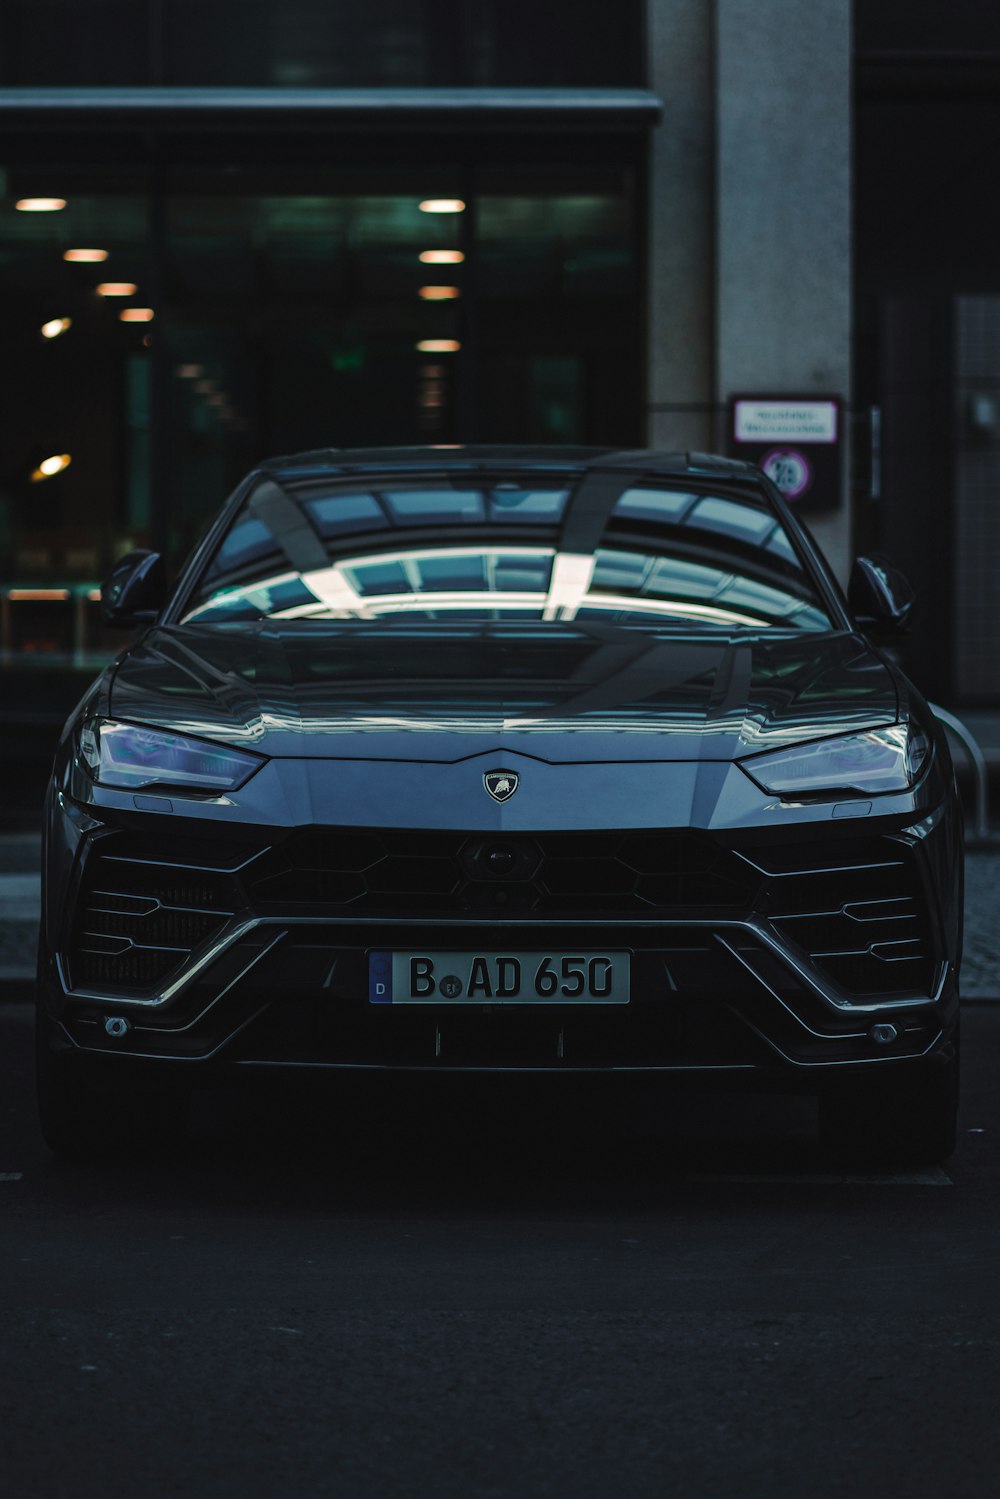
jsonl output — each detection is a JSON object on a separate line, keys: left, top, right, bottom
{"left": 38, "top": 784, "right": 962, "bottom": 1086}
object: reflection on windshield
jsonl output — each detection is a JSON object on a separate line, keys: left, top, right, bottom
{"left": 184, "top": 472, "right": 831, "bottom": 631}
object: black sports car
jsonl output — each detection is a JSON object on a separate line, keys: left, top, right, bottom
{"left": 36, "top": 447, "right": 963, "bottom": 1162}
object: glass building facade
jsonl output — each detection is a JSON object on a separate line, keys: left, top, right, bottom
{"left": 0, "top": 0, "right": 652, "bottom": 800}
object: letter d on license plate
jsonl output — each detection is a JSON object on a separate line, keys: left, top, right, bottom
{"left": 368, "top": 950, "right": 630, "bottom": 1005}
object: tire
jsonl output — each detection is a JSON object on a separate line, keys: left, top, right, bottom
{"left": 36, "top": 1017, "right": 190, "bottom": 1162}
{"left": 818, "top": 1050, "right": 959, "bottom": 1169}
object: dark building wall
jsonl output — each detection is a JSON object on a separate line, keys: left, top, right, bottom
{"left": 0, "top": 0, "right": 643, "bottom": 88}
{"left": 855, "top": 1, "right": 1000, "bottom": 703}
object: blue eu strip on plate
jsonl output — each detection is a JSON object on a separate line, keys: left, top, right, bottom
{"left": 369, "top": 951, "right": 393, "bottom": 1004}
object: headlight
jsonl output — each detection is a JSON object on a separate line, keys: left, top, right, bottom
{"left": 738, "top": 723, "right": 930, "bottom": 798}
{"left": 78, "top": 719, "right": 263, "bottom": 793}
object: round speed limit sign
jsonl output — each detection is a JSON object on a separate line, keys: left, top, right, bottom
{"left": 761, "top": 447, "right": 812, "bottom": 500}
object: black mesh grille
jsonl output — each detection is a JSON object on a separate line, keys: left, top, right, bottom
{"left": 69, "top": 840, "right": 253, "bottom": 992}
{"left": 244, "top": 829, "right": 758, "bottom": 919}
{"left": 746, "top": 836, "right": 934, "bottom": 997}
{"left": 67, "top": 826, "right": 936, "bottom": 1006}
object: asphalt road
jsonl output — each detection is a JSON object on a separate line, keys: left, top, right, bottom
{"left": 2, "top": 1003, "right": 1000, "bottom": 1498}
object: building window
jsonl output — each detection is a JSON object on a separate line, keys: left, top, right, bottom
{"left": 0, "top": 158, "right": 640, "bottom": 666}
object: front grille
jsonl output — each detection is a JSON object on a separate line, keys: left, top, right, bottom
{"left": 69, "top": 839, "right": 256, "bottom": 992}
{"left": 243, "top": 829, "right": 758, "bottom": 919}
{"left": 66, "top": 826, "right": 937, "bottom": 1006}
{"left": 744, "top": 836, "right": 935, "bottom": 997}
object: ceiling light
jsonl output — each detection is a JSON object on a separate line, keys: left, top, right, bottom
{"left": 419, "top": 285, "right": 460, "bottom": 301}
{"left": 30, "top": 453, "right": 72, "bottom": 482}
{"left": 15, "top": 197, "right": 66, "bottom": 212}
{"left": 419, "top": 199, "right": 465, "bottom": 214}
{"left": 40, "top": 317, "right": 72, "bottom": 339}
{"left": 63, "top": 248, "right": 108, "bottom": 263}
{"left": 419, "top": 250, "right": 465, "bottom": 264}
{"left": 119, "top": 307, "right": 154, "bottom": 322}
{"left": 416, "top": 339, "right": 461, "bottom": 352}
{"left": 96, "top": 282, "right": 137, "bottom": 297}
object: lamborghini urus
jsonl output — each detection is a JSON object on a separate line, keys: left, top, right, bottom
{"left": 36, "top": 447, "right": 962, "bottom": 1162}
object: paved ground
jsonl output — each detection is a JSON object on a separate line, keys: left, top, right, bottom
{"left": 1, "top": 817, "right": 994, "bottom": 1494}
{"left": 963, "top": 847, "right": 1000, "bottom": 996}
{"left": 1, "top": 1003, "right": 999, "bottom": 1497}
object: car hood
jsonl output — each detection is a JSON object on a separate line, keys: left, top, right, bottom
{"left": 108, "top": 621, "right": 899, "bottom": 764}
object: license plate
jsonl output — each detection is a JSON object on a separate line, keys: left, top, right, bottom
{"left": 368, "top": 950, "right": 630, "bottom": 1005}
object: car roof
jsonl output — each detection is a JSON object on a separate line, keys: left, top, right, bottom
{"left": 258, "top": 445, "right": 761, "bottom": 482}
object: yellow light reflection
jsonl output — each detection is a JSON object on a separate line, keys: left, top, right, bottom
{"left": 30, "top": 454, "right": 72, "bottom": 483}
{"left": 419, "top": 285, "right": 460, "bottom": 301}
{"left": 419, "top": 199, "right": 466, "bottom": 214}
{"left": 416, "top": 339, "right": 461, "bottom": 352}
{"left": 96, "top": 282, "right": 137, "bottom": 297}
{"left": 8, "top": 587, "right": 70, "bottom": 601}
{"left": 419, "top": 250, "right": 465, "bottom": 264}
{"left": 118, "top": 307, "right": 155, "bottom": 322}
{"left": 15, "top": 197, "right": 66, "bottom": 212}
{"left": 63, "top": 248, "right": 108, "bottom": 263}
{"left": 40, "top": 317, "right": 72, "bottom": 339}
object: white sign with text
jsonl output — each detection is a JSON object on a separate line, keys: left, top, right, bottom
{"left": 733, "top": 400, "right": 837, "bottom": 444}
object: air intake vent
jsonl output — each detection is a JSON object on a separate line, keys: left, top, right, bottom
{"left": 743, "top": 837, "right": 934, "bottom": 997}
{"left": 69, "top": 839, "right": 256, "bottom": 992}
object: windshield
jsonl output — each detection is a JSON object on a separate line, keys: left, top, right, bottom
{"left": 181, "top": 467, "right": 833, "bottom": 631}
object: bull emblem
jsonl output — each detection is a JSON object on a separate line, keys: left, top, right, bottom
{"left": 484, "top": 768, "right": 519, "bottom": 803}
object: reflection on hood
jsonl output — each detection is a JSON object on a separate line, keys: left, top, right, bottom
{"left": 109, "top": 619, "right": 899, "bottom": 765}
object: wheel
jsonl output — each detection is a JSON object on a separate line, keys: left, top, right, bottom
{"left": 818, "top": 1051, "right": 959, "bottom": 1169}
{"left": 35, "top": 1016, "right": 190, "bottom": 1161}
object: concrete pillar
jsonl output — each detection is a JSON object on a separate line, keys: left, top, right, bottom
{"left": 715, "top": 0, "right": 853, "bottom": 580}
{"left": 645, "top": 0, "right": 715, "bottom": 454}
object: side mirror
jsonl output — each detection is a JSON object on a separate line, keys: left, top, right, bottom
{"left": 847, "top": 554, "right": 915, "bottom": 634}
{"left": 100, "top": 549, "right": 167, "bottom": 627}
